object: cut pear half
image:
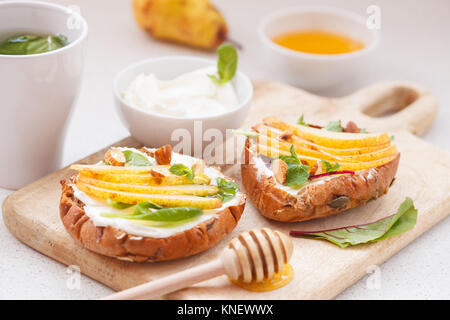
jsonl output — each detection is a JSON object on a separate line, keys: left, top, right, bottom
{"left": 263, "top": 116, "right": 391, "bottom": 149}
{"left": 76, "top": 182, "right": 222, "bottom": 209}
{"left": 77, "top": 175, "right": 219, "bottom": 196}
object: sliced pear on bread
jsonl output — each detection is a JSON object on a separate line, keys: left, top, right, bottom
{"left": 77, "top": 175, "right": 219, "bottom": 196}
{"left": 256, "top": 124, "right": 391, "bottom": 156}
{"left": 257, "top": 135, "right": 398, "bottom": 163}
{"left": 263, "top": 116, "right": 390, "bottom": 149}
{"left": 256, "top": 142, "right": 397, "bottom": 171}
{"left": 76, "top": 182, "right": 222, "bottom": 209}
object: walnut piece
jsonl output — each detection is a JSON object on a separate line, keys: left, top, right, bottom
{"left": 104, "top": 147, "right": 125, "bottom": 166}
{"left": 272, "top": 159, "right": 288, "bottom": 184}
{"left": 155, "top": 144, "right": 172, "bottom": 165}
{"left": 278, "top": 130, "right": 293, "bottom": 141}
{"left": 344, "top": 121, "right": 361, "bottom": 133}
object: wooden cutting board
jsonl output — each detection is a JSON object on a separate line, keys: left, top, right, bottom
{"left": 3, "top": 81, "right": 450, "bottom": 300}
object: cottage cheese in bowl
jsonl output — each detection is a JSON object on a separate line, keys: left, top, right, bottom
{"left": 124, "top": 66, "right": 239, "bottom": 118}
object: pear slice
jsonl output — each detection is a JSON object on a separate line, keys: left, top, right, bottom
{"left": 263, "top": 116, "right": 391, "bottom": 149}
{"left": 257, "top": 125, "right": 391, "bottom": 156}
{"left": 77, "top": 175, "right": 219, "bottom": 196}
{"left": 256, "top": 143, "right": 397, "bottom": 171}
{"left": 257, "top": 135, "right": 398, "bottom": 163}
{"left": 70, "top": 164, "right": 167, "bottom": 175}
{"left": 78, "top": 172, "right": 210, "bottom": 186}
{"left": 76, "top": 182, "right": 222, "bottom": 209}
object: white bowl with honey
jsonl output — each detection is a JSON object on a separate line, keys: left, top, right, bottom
{"left": 259, "top": 6, "right": 379, "bottom": 91}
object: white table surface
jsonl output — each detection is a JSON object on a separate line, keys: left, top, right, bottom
{"left": 1, "top": 0, "right": 449, "bottom": 300}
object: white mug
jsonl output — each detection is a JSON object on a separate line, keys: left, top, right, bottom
{"left": 0, "top": 1, "right": 88, "bottom": 189}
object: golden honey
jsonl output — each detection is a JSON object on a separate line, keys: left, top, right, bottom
{"left": 229, "top": 264, "right": 294, "bottom": 292}
{"left": 272, "top": 30, "right": 365, "bottom": 55}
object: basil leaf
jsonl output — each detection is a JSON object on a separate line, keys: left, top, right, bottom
{"left": 123, "top": 150, "right": 152, "bottom": 166}
{"left": 297, "top": 115, "right": 308, "bottom": 126}
{"left": 209, "top": 44, "right": 238, "bottom": 85}
{"left": 321, "top": 159, "right": 340, "bottom": 173}
{"left": 102, "top": 206, "right": 202, "bottom": 222}
{"left": 324, "top": 120, "right": 344, "bottom": 132}
{"left": 0, "top": 34, "right": 68, "bottom": 55}
{"left": 169, "top": 163, "right": 195, "bottom": 181}
{"left": 285, "top": 163, "right": 310, "bottom": 188}
{"left": 215, "top": 177, "right": 239, "bottom": 202}
{"left": 290, "top": 197, "right": 417, "bottom": 248}
{"left": 279, "top": 145, "right": 301, "bottom": 165}
{"left": 106, "top": 199, "right": 133, "bottom": 210}
{"left": 134, "top": 201, "right": 163, "bottom": 213}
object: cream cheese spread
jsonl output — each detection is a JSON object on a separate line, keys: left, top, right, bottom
{"left": 123, "top": 66, "right": 239, "bottom": 118}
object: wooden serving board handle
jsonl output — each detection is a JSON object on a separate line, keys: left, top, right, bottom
{"left": 249, "top": 81, "right": 438, "bottom": 136}
{"left": 335, "top": 81, "right": 438, "bottom": 135}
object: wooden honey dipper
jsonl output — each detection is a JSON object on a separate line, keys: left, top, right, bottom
{"left": 103, "top": 228, "right": 293, "bottom": 300}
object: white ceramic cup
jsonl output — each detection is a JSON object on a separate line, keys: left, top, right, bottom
{"left": 259, "top": 6, "right": 379, "bottom": 91}
{"left": 113, "top": 56, "right": 253, "bottom": 155}
{"left": 0, "top": 1, "right": 87, "bottom": 189}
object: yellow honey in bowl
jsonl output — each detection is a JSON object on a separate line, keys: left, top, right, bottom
{"left": 229, "top": 264, "right": 294, "bottom": 292}
{"left": 272, "top": 30, "right": 365, "bottom": 55}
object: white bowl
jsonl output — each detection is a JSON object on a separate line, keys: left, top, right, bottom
{"left": 0, "top": 1, "right": 87, "bottom": 189}
{"left": 259, "top": 6, "right": 379, "bottom": 91}
{"left": 113, "top": 56, "right": 253, "bottom": 152}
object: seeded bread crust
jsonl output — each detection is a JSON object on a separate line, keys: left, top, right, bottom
{"left": 241, "top": 138, "right": 400, "bottom": 222}
{"left": 59, "top": 178, "right": 246, "bottom": 262}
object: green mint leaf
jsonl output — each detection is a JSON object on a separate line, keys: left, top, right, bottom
{"left": 0, "top": 34, "right": 68, "bottom": 55}
{"left": 279, "top": 145, "right": 301, "bottom": 165}
{"left": 297, "top": 115, "right": 308, "bottom": 126}
{"left": 102, "top": 204, "right": 202, "bottom": 223}
{"left": 169, "top": 163, "right": 195, "bottom": 180}
{"left": 290, "top": 197, "right": 417, "bottom": 248}
{"left": 324, "top": 120, "right": 344, "bottom": 132}
{"left": 285, "top": 163, "right": 310, "bottom": 188}
{"left": 208, "top": 177, "right": 239, "bottom": 203}
{"left": 106, "top": 199, "right": 133, "bottom": 210}
{"left": 134, "top": 207, "right": 203, "bottom": 222}
{"left": 321, "top": 159, "right": 340, "bottom": 173}
{"left": 360, "top": 128, "right": 367, "bottom": 133}
{"left": 209, "top": 44, "right": 238, "bottom": 85}
{"left": 123, "top": 150, "right": 152, "bottom": 166}
{"left": 390, "top": 135, "right": 395, "bottom": 141}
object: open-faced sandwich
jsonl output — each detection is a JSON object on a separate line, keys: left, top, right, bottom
{"left": 60, "top": 145, "right": 246, "bottom": 262}
{"left": 241, "top": 116, "right": 399, "bottom": 222}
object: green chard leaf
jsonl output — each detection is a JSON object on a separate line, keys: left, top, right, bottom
{"left": 290, "top": 197, "right": 418, "bottom": 248}
{"left": 106, "top": 199, "right": 134, "bottom": 210}
{"left": 209, "top": 44, "right": 238, "bottom": 85}
{"left": 324, "top": 120, "right": 344, "bottom": 132}
{"left": 321, "top": 159, "right": 341, "bottom": 173}
{"left": 123, "top": 150, "right": 152, "bottom": 166}
{"left": 169, "top": 163, "right": 195, "bottom": 181}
